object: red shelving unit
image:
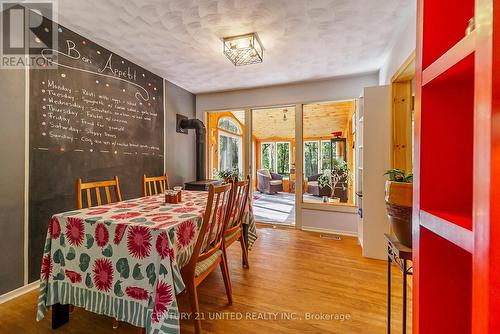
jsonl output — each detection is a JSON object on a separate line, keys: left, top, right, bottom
{"left": 414, "top": 0, "right": 500, "bottom": 333}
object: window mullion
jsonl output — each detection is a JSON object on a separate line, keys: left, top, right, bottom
{"left": 318, "top": 140, "right": 321, "bottom": 174}
{"left": 319, "top": 141, "right": 322, "bottom": 173}
{"left": 274, "top": 142, "right": 278, "bottom": 173}
{"left": 289, "top": 142, "right": 291, "bottom": 174}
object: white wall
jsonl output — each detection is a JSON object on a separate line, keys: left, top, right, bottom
{"left": 196, "top": 72, "right": 379, "bottom": 117}
{"left": 302, "top": 209, "right": 357, "bottom": 236}
{"left": 165, "top": 80, "right": 197, "bottom": 187}
{"left": 378, "top": 10, "right": 417, "bottom": 85}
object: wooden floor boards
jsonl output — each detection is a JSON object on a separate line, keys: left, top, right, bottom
{"left": 0, "top": 225, "right": 411, "bottom": 333}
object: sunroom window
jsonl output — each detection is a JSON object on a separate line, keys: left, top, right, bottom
{"left": 261, "top": 142, "right": 291, "bottom": 176}
{"left": 217, "top": 117, "right": 243, "bottom": 173}
{"left": 218, "top": 117, "right": 241, "bottom": 134}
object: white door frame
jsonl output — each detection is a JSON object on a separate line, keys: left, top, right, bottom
{"left": 294, "top": 104, "right": 303, "bottom": 229}
{"left": 244, "top": 108, "right": 252, "bottom": 179}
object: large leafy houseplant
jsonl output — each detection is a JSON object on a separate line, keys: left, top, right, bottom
{"left": 318, "top": 158, "right": 351, "bottom": 200}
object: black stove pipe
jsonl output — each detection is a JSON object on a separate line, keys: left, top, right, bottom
{"left": 179, "top": 118, "right": 206, "bottom": 181}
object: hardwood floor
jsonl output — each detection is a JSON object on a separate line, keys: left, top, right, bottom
{"left": 0, "top": 226, "right": 411, "bottom": 333}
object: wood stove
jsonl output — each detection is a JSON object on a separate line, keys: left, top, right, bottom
{"left": 177, "top": 115, "right": 222, "bottom": 191}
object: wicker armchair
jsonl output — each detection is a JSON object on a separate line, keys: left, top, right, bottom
{"left": 306, "top": 174, "right": 331, "bottom": 197}
{"left": 257, "top": 169, "right": 283, "bottom": 194}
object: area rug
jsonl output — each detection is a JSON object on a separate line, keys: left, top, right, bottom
{"left": 252, "top": 192, "right": 295, "bottom": 226}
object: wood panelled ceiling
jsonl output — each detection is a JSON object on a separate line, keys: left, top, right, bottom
{"left": 237, "top": 100, "right": 355, "bottom": 140}
{"left": 231, "top": 110, "right": 245, "bottom": 125}
{"left": 303, "top": 101, "right": 355, "bottom": 138}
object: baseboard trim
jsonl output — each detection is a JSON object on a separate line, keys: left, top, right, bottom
{"left": 0, "top": 280, "right": 39, "bottom": 305}
{"left": 301, "top": 226, "right": 358, "bottom": 237}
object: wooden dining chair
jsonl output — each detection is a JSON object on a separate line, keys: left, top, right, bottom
{"left": 180, "top": 183, "right": 234, "bottom": 334}
{"left": 75, "top": 176, "right": 122, "bottom": 329}
{"left": 224, "top": 176, "right": 251, "bottom": 268}
{"left": 76, "top": 176, "right": 122, "bottom": 209}
{"left": 143, "top": 173, "right": 170, "bottom": 196}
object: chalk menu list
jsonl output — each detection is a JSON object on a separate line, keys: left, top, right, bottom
{"left": 37, "top": 78, "right": 162, "bottom": 153}
{"left": 28, "top": 16, "right": 164, "bottom": 282}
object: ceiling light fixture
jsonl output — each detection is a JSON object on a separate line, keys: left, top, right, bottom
{"left": 223, "top": 32, "right": 264, "bottom": 66}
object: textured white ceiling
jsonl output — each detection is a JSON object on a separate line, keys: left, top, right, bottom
{"left": 56, "top": 0, "right": 414, "bottom": 94}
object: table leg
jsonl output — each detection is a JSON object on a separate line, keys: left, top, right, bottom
{"left": 51, "top": 303, "right": 69, "bottom": 329}
{"left": 387, "top": 256, "right": 391, "bottom": 334}
{"left": 402, "top": 260, "right": 407, "bottom": 334}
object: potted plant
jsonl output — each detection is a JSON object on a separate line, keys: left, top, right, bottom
{"left": 384, "top": 169, "right": 413, "bottom": 247}
{"left": 318, "top": 158, "right": 350, "bottom": 203}
{"left": 213, "top": 167, "right": 240, "bottom": 184}
{"left": 318, "top": 172, "right": 330, "bottom": 202}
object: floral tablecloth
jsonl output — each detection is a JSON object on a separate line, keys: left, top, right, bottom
{"left": 37, "top": 190, "right": 257, "bottom": 334}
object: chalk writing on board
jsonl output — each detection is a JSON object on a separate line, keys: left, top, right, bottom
{"left": 38, "top": 78, "right": 160, "bottom": 152}
{"left": 41, "top": 39, "right": 150, "bottom": 101}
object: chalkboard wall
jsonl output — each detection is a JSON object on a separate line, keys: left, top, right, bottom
{"left": 28, "top": 17, "right": 164, "bottom": 281}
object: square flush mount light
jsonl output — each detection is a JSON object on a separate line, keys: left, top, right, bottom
{"left": 223, "top": 33, "right": 264, "bottom": 66}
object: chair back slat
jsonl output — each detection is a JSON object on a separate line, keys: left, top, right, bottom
{"left": 189, "top": 183, "right": 233, "bottom": 267}
{"left": 206, "top": 190, "right": 230, "bottom": 252}
{"left": 104, "top": 186, "right": 111, "bottom": 203}
{"left": 143, "top": 174, "right": 170, "bottom": 196}
{"left": 95, "top": 188, "right": 102, "bottom": 206}
{"left": 114, "top": 177, "right": 122, "bottom": 202}
{"left": 86, "top": 188, "right": 92, "bottom": 208}
{"left": 227, "top": 176, "right": 250, "bottom": 232}
{"left": 205, "top": 191, "right": 220, "bottom": 253}
{"left": 76, "top": 176, "right": 122, "bottom": 209}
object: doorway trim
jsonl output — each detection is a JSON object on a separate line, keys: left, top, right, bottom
{"left": 294, "top": 104, "right": 303, "bottom": 229}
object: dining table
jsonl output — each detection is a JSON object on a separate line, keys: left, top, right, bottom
{"left": 36, "top": 190, "right": 257, "bottom": 334}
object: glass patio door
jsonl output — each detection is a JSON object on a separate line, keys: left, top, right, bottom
{"left": 249, "top": 106, "right": 296, "bottom": 226}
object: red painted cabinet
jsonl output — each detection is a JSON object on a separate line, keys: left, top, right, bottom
{"left": 413, "top": 0, "right": 499, "bottom": 332}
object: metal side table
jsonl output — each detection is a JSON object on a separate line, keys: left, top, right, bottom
{"left": 385, "top": 233, "right": 412, "bottom": 334}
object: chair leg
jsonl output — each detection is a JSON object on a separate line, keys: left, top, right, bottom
{"left": 239, "top": 236, "right": 250, "bottom": 269}
{"left": 220, "top": 248, "right": 233, "bottom": 305}
{"left": 186, "top": 283, "right": 202, "bottom": 334}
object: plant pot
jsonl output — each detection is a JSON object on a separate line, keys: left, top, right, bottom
{"left": 322, "top": 196, "right": 328, "bottom": 203}
{"left": 385, "top": 181, "right": 413, "bottom": 248}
